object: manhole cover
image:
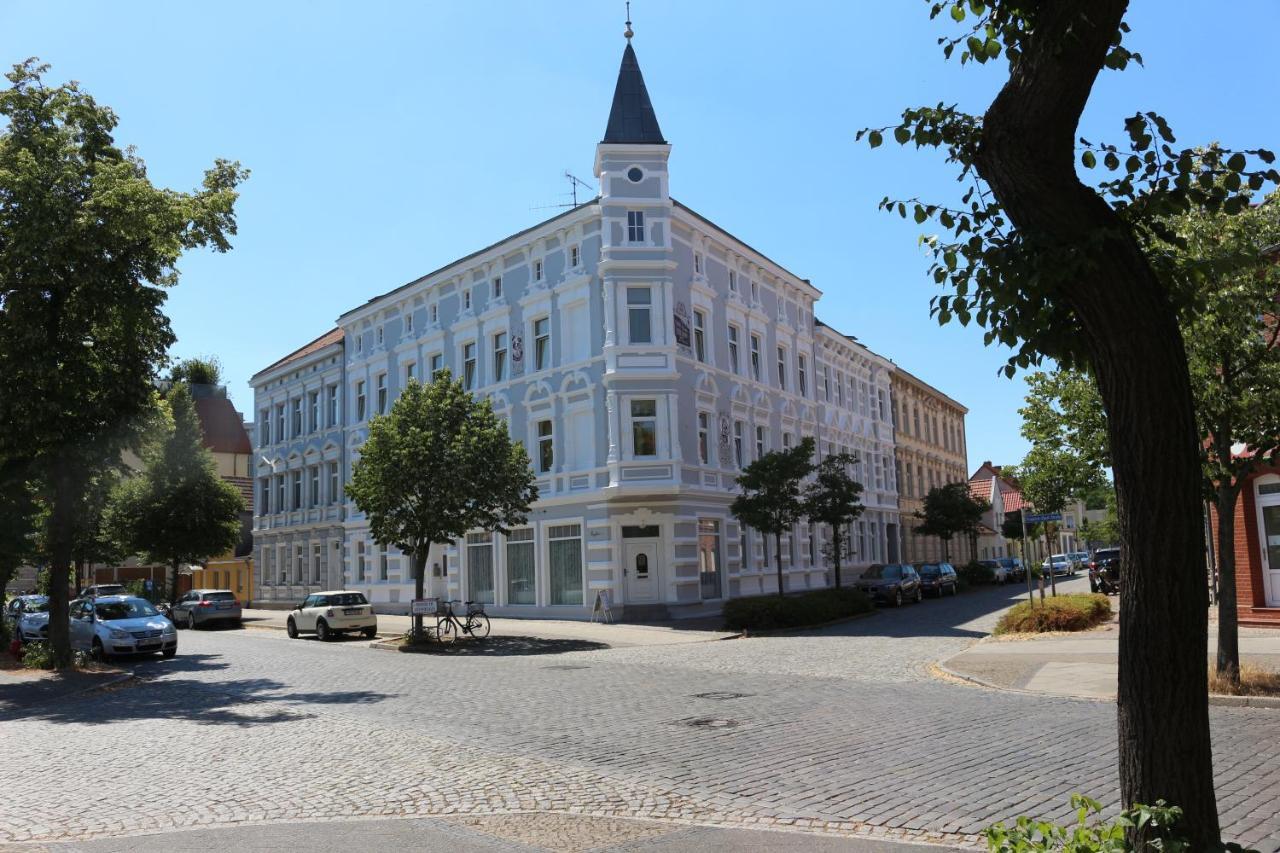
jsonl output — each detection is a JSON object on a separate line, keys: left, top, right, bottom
{"left": 681, "top": 717, "right": 741, "bottom": 729}
{"left": 541, "top": 664, "right": 589, "bottom": 671}
{"left": 691, "top": 691, "right": 752, "bottom": 701}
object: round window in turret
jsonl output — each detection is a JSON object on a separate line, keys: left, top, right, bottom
{"left": 627, "top": 167, "right": 644, "bottom": 183}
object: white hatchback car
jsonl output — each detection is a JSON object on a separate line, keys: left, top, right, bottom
{"left": 286, "top": 591, "right": 377, "bottom": 641}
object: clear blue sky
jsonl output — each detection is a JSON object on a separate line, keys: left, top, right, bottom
{"left": 3, "top": 1, "right": 1276, "bottom": 470}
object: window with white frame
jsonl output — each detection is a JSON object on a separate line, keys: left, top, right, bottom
{"left": 878, "top": 388, "right": 886, "bottom": 421}
{"left": 534, "top": 259, "right": 543, "bottom": 281}
{"left": 728, "top": 270, "right": 737, "bottom": 292}
{"left": 693, "top": 309, "right": 706, "bottom": 362}
{"left": 405, "top": 311, "right": 413, "bottom": 333}
{"left": 694, "top": 252, "right": 702, "bottom": 274}
{"left": 312, "top": 543, "right": 322, "bottom": 583}
{"left": 733, "top": 420, "right": 744, "bottom": 467}
{"left": 355, "top": 381, "right": 366, "bottom": 421}
{"left": 379, "top": 551, "right": 388, "bottom": 581}
{"left": 750, "top": 279, "right": 759, "bottom": 302}
{"left": 462, "top": 342, "right": 477, "bottom": 390}
{"left": 355, "top": 333, "right": 363, "bottom": 353}
{"left": 626, "top": 287, "right": 652, "bottom": 344}
{"left": 547, "top": 523, "right": 583, "bottom": 605}
{"left": 466, "top": 532, "right": 494, "bottom": 604}
{"left": 328, "top": 462, "right": 339, "bottom": 504}
{"left": 308, "top": 391, "right": 319, "bottom": 432}
{"left": 376, "top": 374, "right": 387, "bottom": 414}
{"left": 536, "top": 419, "right": 554, "bottom": 473}
{"left": 356, "top": 541, "right": 366, "bottom": 581}
{"left": 750, "top": 334, "right": 761, "bottom": 381}
{"left": 327, "top": 385, "right": 338, "bottom": 427}
{"left": 782, "top": 432, "right": 792, "bottom": 449}
{"left": 276, "top": 474, "right": 285, "bottom": 512}
{"left": 506, "top": 528, "right": 535, "bottom": 604}
{"left": 259, "top": 409, "right": 270, "bottom": 446}
{"left": 259, "top": 477, "right": 270, "bottom": 514}
{"left": 292, "top": 470, "right": 302, "bottom": 510}
{"left": 727, "top": 325, "right": 740, "bottom": 374}
{"left": 570, "top": 245, "right": 580, "bottom": 268}
{"left": 295, "top": 544, "right": 304, "bottom": 584}
{"left": 430, "top": 303, "right": 438, "bottom": 324}
{"left": 533, "top": 317, "right": 550, "bottom": 371}
{"left": 630, "top": 399, "right": 657, "bottom": 457}
{"left": 430, "top": 353, "right": 443, "bottom": 379}
{"left": 376, "top": 326, "right": 384, "bottom": 346}
{"left": 698, "top": 412, "right": 710, "bottom": 465}
{"left": 798, "top": 355, "right": 808, "bottom": 397}
{"left": 277, "top": 545, "right": 287, "bottom": 584}
{"left": 493, "top": 332, "right": 507, "bottom": 382}
{"left": 776, "top": 346, "right": 787, "bottom": 391}
{"left": 309, "top": 466, "right": 320, "bottom": 507}
{"left": 627, "top": 210, "right": 645, "bottom": 243}
{"left": 755, "top": 425, "right": 766, "bottom": 459}
{"left": 464, "top": 289, "right": 473, "bottom": 311}
{"left": 492, "top": 276, "right": 502, "bottom": 299}
{"left": 823, "top": 366, "right": 831, "bottom": 401}
{"left": 275, "top": 403, "right": 285, "bottom": 439}
{"left": 405, "top": 361, "right": 416, "bottom": 385}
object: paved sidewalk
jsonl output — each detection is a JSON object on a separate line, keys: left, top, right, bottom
{"left": 240, "top": 608, "right": 736, "bottom": 648}
{"left": 942, "top": 618, "right": 1280, "bottom": 700}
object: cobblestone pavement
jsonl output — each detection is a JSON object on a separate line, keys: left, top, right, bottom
{"left": 6, "top": 578, "right": 1280, "bottom": 851}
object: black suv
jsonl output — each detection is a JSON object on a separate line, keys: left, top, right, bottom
{"left": 857, "top": 563, "right": 923, "bottom": 606}
{"left": 1089, "top": 548, "right": 1121, "bottom": 594}
{"left": 916, "top": 562, "right": 958, "bottom": 597}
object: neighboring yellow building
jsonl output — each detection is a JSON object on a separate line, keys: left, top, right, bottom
{"left": 890, "top": 367, "right": 973, "bottom": 564}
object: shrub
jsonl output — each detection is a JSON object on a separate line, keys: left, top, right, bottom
{"left": 723, "top": 587, "right": 873, "bottom": 632}
{"left": 995, "top": 593, "right": 1111, "bottom": 635}
{"left": 958, "top": 561, "right": 996, "bottom": 586}
{"left": 21, "top": 641, "right": 57, "bottom": 669}
{"left": 986, "top": 795, "right": 1255, "bottom": 852}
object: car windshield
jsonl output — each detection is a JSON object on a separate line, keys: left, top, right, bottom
{"left": 26, "top": 598, "right": 50, "bottom": 612}
{"left": 1050, "top": 555, "right": 1068, "bottom": 563}
{"left": 979, "top": 561, "right": 999, "bottom": 568}
{"left": 998, "top": 558, "right": 1016, "bottom": 567}
{"left": 1096, "top": 549, "right": 1120, "bottom": 559}
{"left": 203, "top": 592, "right": 236, "bottom": 601}
{"left": 95, "top": 599, "right": 159, "bottom": 620}
{"left": 329, "top": 593, "right": 368, "bottom": 606}
{"left": 916, "top": 564, "right": 940, "bottom": 576}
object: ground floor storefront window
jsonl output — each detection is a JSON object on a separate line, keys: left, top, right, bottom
{"left": 548, "top": 524, "right": 583, "bottom": 605}
{"left": 506, "top": 528, "right": 535, "bottom": 605}
{"left": 467, "top": 532, "right": 494, "bottom": 604}
{"left": 698, "top": 519, "right": 721, "bottom": 599}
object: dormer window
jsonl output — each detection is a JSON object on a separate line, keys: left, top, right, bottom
{"left": 570, "top": 245, "right": 580, "bottom": 268}
{"left": 627, "top": 210, "right": 645, "bottom": 243}
{"left": 463, "top": 290, "right": 471, "bottom": 311}
{"left": 492, "top": 276, "right": 502, "bottom": 299}
{"left": 534, "top": 259, "right": 543, "bottom": 281}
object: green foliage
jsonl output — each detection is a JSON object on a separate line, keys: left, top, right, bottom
{"left": 1020, "top": 371, "right": 1111, "bottom": 471}
{"left": 958, "top": 561, "right": 995, "bottom": 586}
{"left": 106, "top": 386, "right": 245, "bottom": 598}
{"left": 1008, "top": 448, "right": 1109, "bottom": 517}
{"left": 722, "top": 587, "right": 872, "bottom": 633}
{"left": 804, "top": 452, "right": 865, "bottom": 588}
{"left": 21, "top": 641, "right": 58, "bottom": 670}
{"left": 345, "top": 371, "right": 537, "bottom": 578}
{"left": 915, "top": 481, "right": 988, "bottom": 554}
{"left": 995, "top": 594, "right": 1112, "bottom": 635}
{"left": 0, "top": 459, "right": 39, "bottom": 593}
{"left": 730, "top": 438, "right": 816, "bottom": 596}
{"left": 169, "top": 357, "right": 223, "bottom": 386}
{"left": 986, "top": 795, "right": 1255, "bottom": 852}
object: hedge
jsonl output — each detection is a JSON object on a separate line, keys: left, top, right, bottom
{"left": 723, "top": 587, "right": 874, "bottom": 632}
{"left": 994, "top": 593, "right": 1112, "bottom": 635}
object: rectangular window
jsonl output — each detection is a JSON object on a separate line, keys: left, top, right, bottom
{"left": 376, "top": 374, "right": 387, "bottom": 414}
{"left": 537, "top": 419, "right": 554, "bottom": 473}
{"left": 570, "top": 245, "right": 580, "bottom": 268}
{"left": 492, "top": 276, "right": 502, "bottom": 299}
{"left": 295, "top": 545, "right": 304, "bottom": 584}
{"left": 693, "top": 309, "right": 706, "bottom": 362}
{"left": 750, "top": 334, "right": 761, "bottom": 381}
{"left": 405, "top": 312, "right": 413, "bottom": 333}
{"left": 506, "top": 528, "right": 535, "bottom": 605}
{"left": 276, "top": 404, "right": 285, "bottom": 440}
{"left": 694, "top": 253, "right": 702, "bottom": 274}
{"left": 312, "top": 544, "right": 322, "bottom": 583}
{"left": 357, "top": 541, "right": 366, "bottom": 582}
{"left": 627, "top": 210, "right": 645, "bottom": 243}
{"left": 292, "top": 470, "right": 302, "bottom": 511}
{"left": 376, "top": 326, "right": 384, "bottom": 346}
{"left": 463, "top": 289, "right": 471, "bottom": 310}
{"left": 329, "top": 462, "right": 339, "bottom": 504}
{"left": 327, "top": 385, "right": 338, "bottom": 427}
{"left": 547, "top": 524, "right": 583, "bottom": 606}
{"left": 836, "top": 372, "right": 844, "bottom": 407}
{"left": 534, "top": 259, "right": 543, "bottom": 281}
{"left": 466, "top": 532, "right": 494, "bottom": 604}
{"left": 356, "top": 381, "right": 366, "bottom": 421}
{"left": 355, "top": 334, "right": 362, "bottom": 353}
{"left": 727, "top": 325, "right": 740, "bottom": 374}
{"left": 755, "top": 425, "right": 766, "bottom": 459}
{"left": 259, "top": 478, "right": 271, "bottom": 514}
{"left": 276, "top": 474, "right": 285, "bottom": 512}
{"left": 751, "top": 280, "right": 759, "bottom": 302}
{"left": 627, "top": 287, "right": 652, "bottom": 344}
{"left": 259, "top": 409, "right": 270, "bottom": 446}
{"left": 631, "top": 399, "right": 657, "bottom": 457}
{"left": 728, "top": 270, "right": 737, "bottom": 292}
{"left": 777, "top": 347, "right": 787, "bottom": 391}
{"left": 733, "top": 420, "right": 744, "bottom": 468}
{"left": 379, "top": 553, "right": 388, "bottom": 581}
{"left": 783, "top": 432, "right": 792, "bottom": 449}
{"left": 310, "top": 466, "right": 320, "bottom": 507}
{"left": 877, "top": 388, "right": 886, "bottom": 421}
{"left": 493, "top": 332, "right": 507, "bottom": 382}
{"left": 308, "top": 391, "right": 319, "bottom": 432}
{"left": 533, "top": 317, "right": 550, "bottom": 371}
{"left": 698, "top": 412, "right": 710, "bottom": 465}
{"left": 430, "top": 353, "right": 443, "bottom": 380}
{"left": 823, "top": 366, "right": 831, "bottom": 402}
{"left": 430, "top": 303, "right": 438, "bottom": 324}
{"left": 698, "top": 518, "right": 721, "bottom": 600}
{"left": 463, "top": 342, "right": 476, "bottom": 390}
{"left": 403, "top": 362, "right": 415, "bottom": 386}
{"left": 798, "top": 355, "right": 808, "bottom": 397}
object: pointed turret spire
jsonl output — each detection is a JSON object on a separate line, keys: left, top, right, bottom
{"left": 602, "top": 19, "right": 666, "bottom": 145}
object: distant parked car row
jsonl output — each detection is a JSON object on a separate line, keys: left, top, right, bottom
{"left": 974, "top": 558, "right": 1028, "bottom": 584}
{"left": 856, "top": 562, "right": 959, "bottom": 606}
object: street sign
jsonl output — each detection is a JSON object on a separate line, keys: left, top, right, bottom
{"left": 1024, "top": 512, "right": 1062, "bottom": 524}
{"left": 411, "top": 598, "right": 438, "bottom": 617}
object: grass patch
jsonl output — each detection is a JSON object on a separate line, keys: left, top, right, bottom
{"left": 723, "top": 587, "right": 873, "bottom": 633}
{"left": 994, "top": 593, "right": 1112, "bottom": 635}
{"left": 1209, "top": 662, "right": 1280, "bottom": 697}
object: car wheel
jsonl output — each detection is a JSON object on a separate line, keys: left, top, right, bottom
{"left": 894, "top": 589, "right": 903, "bottom": 608}
{"left": 91, "top": 638, "right": 107, "bottom": 662}
{"left": 315, "top": 619, "right": 330, "bottom": 642}
{"left": 286, "top": 618, "right": 298, "bottom": 639}
{"left": 362, "top": 626, "right": 377, "bottom": 639}
{"left": 915, "top": 587, "right": 923, "bottom": 604}
{"left": 950, "top": 582, "right": 958, "bottom": 596}
{"left": 186, "top": 612, "right": 197, "bottom": 631}
{"left": 162, "top": 648, "right": 176, "bottom": 659}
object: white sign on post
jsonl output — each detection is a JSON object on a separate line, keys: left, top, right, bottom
{"left": 411, "top": 598, "right": 438, "bottom": 617}
{"left": 591, "top": 589, "right": 614, "bottom": 623}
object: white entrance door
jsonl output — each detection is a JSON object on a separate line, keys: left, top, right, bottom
{"left": 624, "top": 541, "right": 659, "bottom": 603}
{"left": 1255, "top": 483, "right": 1280, "bottom": 607}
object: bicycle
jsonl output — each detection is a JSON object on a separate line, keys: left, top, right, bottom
{"left": 435, "top": 599, "right": 491, "bottom": 642}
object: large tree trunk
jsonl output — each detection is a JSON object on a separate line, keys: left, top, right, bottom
{"left": 413, "top": 549, "right": 427, "bottom": 637}
{"left": 775, "top": 532, "right": 784, "bottom": 597}
{"left": 46, "top": 464, "right": 75, "bottom": 669}
{"left": 973, "top": 1, "right": 1218, "bottom": 844}
{"left": 1215, "top": 481, "right": 1242, "bottom": 683}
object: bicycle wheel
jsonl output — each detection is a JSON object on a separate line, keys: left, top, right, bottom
{"left": 467, "top": 613, "right": 491, "bottom": 639}
{"left": 436, "top": 617, "right": 456, "bottom": 644}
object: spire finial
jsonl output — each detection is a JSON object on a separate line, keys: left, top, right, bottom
{"left": 624, "top": 2, "right": 633, "bottom": 41}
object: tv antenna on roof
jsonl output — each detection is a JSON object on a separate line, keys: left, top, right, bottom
{"left": 530, "top": 171, "right": 597, "bottom": 212}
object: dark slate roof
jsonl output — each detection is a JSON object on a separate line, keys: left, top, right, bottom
{"left": 602, "top": 43, "right": 666, "bottom": 145}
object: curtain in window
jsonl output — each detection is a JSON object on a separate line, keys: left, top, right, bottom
{"left": 507, "top": 538, "right": 535, "bottom": 605}
{"left": 549, "top": 536, "right": 583, "bottom": 605}
{"left": 468, "top": 541, "right": 494, "bottom": 604}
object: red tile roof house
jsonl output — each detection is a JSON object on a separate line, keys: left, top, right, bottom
{"left": 1208, "top": 449, "right": 1280, "bottom": 627}
{"left": 968, "top": 462, "right": 1045, "bottom": 565}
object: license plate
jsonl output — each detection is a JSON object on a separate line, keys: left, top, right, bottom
{"left": 138, "top": 643, "right": 160, "bottom": 651}
{"left": 343, "top": 608, "right": 361, "bottom": 616}
{"left": 217, "top": 602, "right": 233, "bottom": 609}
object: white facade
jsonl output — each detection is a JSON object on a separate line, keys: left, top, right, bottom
{"left": 249, "top": 38, "right": 906, "bottom": 617}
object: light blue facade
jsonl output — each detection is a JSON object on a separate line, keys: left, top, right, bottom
{"left": 250, "top": 38, "right": 903, "bottom": 617}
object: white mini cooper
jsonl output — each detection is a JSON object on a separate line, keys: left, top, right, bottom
{"left": 286, "top": 591, "right": 377, "bottom": 641}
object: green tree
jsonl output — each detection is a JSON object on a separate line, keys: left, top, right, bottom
{"left": 107, "top": 386, "right": 245, "bottom": 604}
{"left": 731, "top": 438, "right": 816, "bottom": 597}
{"left": 914, "top": 481, "right": 988, "bottom": 563}
{"left": 804, "top": 452, "right": 865, "bottom": 589}
{"left": 859, "top": 5, "right": 1278, "bottom": 837}
{"left": 345, "top": 371, "right": 538, "bottom": 635}
{"left": 1019, "top": 370, "right": 1111, "bottom": 470}
{"left": 0, "top": 60, "right": 247, "bottom": 666}
{"left": 169, "top": 357, "right": 223, "bottom": 386}
{"left": 0, "top": 459, "right": 39, "bottom": 607}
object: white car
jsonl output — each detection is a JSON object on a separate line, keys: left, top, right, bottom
{"left": 1042, "top": 553, "right": 1080, "bottom": 577}
{"left": 6, "top": 594, "right": 51, "bottom": 643}
{"left": 286, "top": 591, "right": 377, "bottom": 641}
{"left": 70, "top": 595, "right": 177, "bottom": 659}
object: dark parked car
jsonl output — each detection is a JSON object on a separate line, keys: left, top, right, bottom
{"left": 998, "top": 557, "right": 1026, "bottom": 583}
{"left": 1089, "top": 548, "right": 1121, "bottom": 594}
{"left": 857, "top": 563, "right": 922, "bottom": 607}
{"left": 916, "top": 562, "right": 958, "bottom": 597}
{"left": 170, "top": 589, "right": 242, "bottom": 629}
